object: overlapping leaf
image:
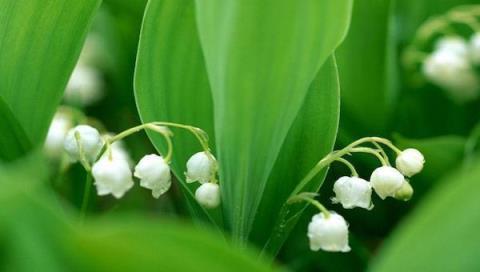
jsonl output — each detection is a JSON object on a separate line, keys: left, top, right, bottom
{"left": 0, "top": 97, "right": 31, "bottom": 162}
{"left": 251, "top": 56, "right": 340, "bottom": 255}
{"left": 0, "top": 0, "right": 101, "bottom": 148}
{"left": 134, "top": 0, "right": 219, "bottom": 226}
{"left": 194, "top": 0, "right": 352, "bottom": 243}
{"left": 0, "top": 154, "right": 278, "bottom": 272}
{"left": 370, "top": 157, "right": 480, "bottom": 271}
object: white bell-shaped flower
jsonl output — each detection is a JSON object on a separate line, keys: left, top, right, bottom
{"left": 186, "top": 151, "right": 217, "bottom": 183}
{"left": 423, "top": 49, "right": 479, "bottom": 102}
{"left": 64, "top": 125, "right": 103, "bottom": 162}
{"left": 307, "top": 212, "right": 350, "bottom": 252}
{"left": 435, "top": 36, "right": 469, "bottom": 57}
{"left": 370, "top": 166, "right": 405, "bottom": 200}
{"left": 64, "top": 65, "right": 104, "bottom": 106}
{"left": 332, "top": 176, "right": 373, "bottom": 210}
{"left": 44, "top": 111, "right": 72, "bottom": 157}
{"left": 470, "top": 33, "right": 480, "bottom": 64}
{"left": 91, "top": 155, "right": 134, "bottom": 198}
{"left": 195, "top": 183, "right": 220, "bottom": 208}
{"left": 395, "top": 148, "right": 425, "bottom": 177}
{"left": 134, "top": 154, "right": 171, "bottom": 198}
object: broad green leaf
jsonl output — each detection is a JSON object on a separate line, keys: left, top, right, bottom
{"left": 74, "top": 219, "right": 278, "bottom": 272}
{"left": 134, "top": 0, "right": 219, "bottom": 226}
{"left": 370, "top": 157, "right": 480, "bottom": 271}
{"left": 336, "top": 0, "right": 396, "bottom": 142}
{"left": 194, "top": 0, "right": 352, "bottom": 243}
{"left": 0, "top": 0, "right": 101, "bottom": 146}
{"left": 0, "top": 97, "right": 32, "bottom": 162}
{"left": 251, "top": 56, "right": 340, "bottom": 255}
{"left": 0, "top": 155, "right": 278, "bottom": 272}
{"left": 0, "top": 152, "right": 62, "bottom": 271}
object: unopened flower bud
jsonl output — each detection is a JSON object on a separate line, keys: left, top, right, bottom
{"left": 332, "top": 176, "right": 373, "bottom": 210}
{"left": 370, "top": 166, "right": 405, "bottom": 200}
{"left": 91, "top": 155, "right": 134, "bottom": 198}
{"left": 195, "top": 183, "right": 220, "bottom": 208}
{"left": 44, "top": 111, "right": 72, "bottom": 157}
{"left": 395, "top": 148, "right": 425, "bottom": 177}
{"left": 393, "top": 180, "right": 414, "bottom": 201}
{"left": 186, "top": 151, "right": 217, "bottom": 183}
{"left": 64, "top": 125, "right": 103, "bottom": 162}
{"left": 307, "top": 212, "right": 350, "bottom": 252}
{"left": 134, "top": 154, "right": 171, "bottom": 198}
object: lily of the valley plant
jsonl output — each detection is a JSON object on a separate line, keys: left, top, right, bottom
{"left": 47, "top": 116, "right": 424, "bottom": 253}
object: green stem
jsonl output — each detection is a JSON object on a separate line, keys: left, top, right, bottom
{"left": 80, "top": 172, "right": 93, "bottom": 222}
{"left": 289, "top": 136, "right": 399, "bottom": 196}
{"left": 406, "top": 4, "right": 480, "bottom": 61}
{"left": 448, "top": 11, "right": 480, "bottom": 31}
{"left": 152, "top": 121, "right": 210, "bottom": 150}
{"left": 145, "top": 124, "right": 174, "bottom": 162}
{"left": 366, "top": 137, "right": 402, "bottom": 155}
{"left": 334, "top": 157, "right": 359, "bottom": 177}
{"left": 289, "top": 194, "right": 330, "bottom": 218}
{"left": 74, "top": 131, "right": 91, "bottom": 172}
{"left": 108, "top": 122, "right": 210, "bottom": 163}
{"left": 372, "top": 141, "right": 391, "bottom": 165}
{"left": 350, "top": 147, "right": 388, "bottom": 166}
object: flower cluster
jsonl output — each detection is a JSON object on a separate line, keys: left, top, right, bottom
{"left": 290, "top": 138, "right": 425, "bottom": 253}
{"left": 44, "top": 115, "right": 221, "bottom": 209}
{"left": 403, "top": 6, "right": 480, "bottom": 103}
{"left": 186, "top": 152, "right": 221, "bottom": 208}
{"left": 423, "top": 35, "right": 480, "bottom": 102}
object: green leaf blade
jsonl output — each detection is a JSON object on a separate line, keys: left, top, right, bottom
{"left": 194, "top": 0, "right": 352, "bottom": 243}
{"left": 134, "top": 0, "right": 219, "bottom": 226}
{"left": 0, "top": 97, "right": 32, "bottom": 162}
{"left": 0, "top": 0, "right": 101, "bottom": 146}
{"left": 251, "top": 56, "right": 340, "bottom": 255}
{"left": 370, "top": 158, "right": 480, "bottom": 271}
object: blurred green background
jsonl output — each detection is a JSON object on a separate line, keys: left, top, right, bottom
{"left": 1, "top": 0, "right": 480, "bottom": 271}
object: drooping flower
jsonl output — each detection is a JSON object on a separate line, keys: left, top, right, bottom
{"left": 470, "top": 33, "right": 480, "bottom": 64}
{"left": 134, "top": 154, "right": 171, "bottom": 198}
{"left": 64, "top": 125, "right": 103, "bottom": 162}
{"left": 395, "top": 148, "right": 425, "bottom": 177}
{"left": 435, "top": 36, "right": 469, "bottom": 57}
{"left": 91, "top": 155, "right": 134, "bottom": 199}
{"left": 186, "top": 151, "right": 217, "bottom": 183}
{"left": 195, "top": 183, "right": 221, "bottom": 209}
{"left": 332, "top": 176, "right": 373, "bottom": 210}
{"left": 307, "top": 212, "right": 350, "bottom": 252}
{"left": 370, "top": 166, "right": 405, "bottom": 199}
{"left": 64, "top": 65, "right": 104, "bottom": 106}
{"left": 44, "top": 111, "right": 73, "bottom": 157}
